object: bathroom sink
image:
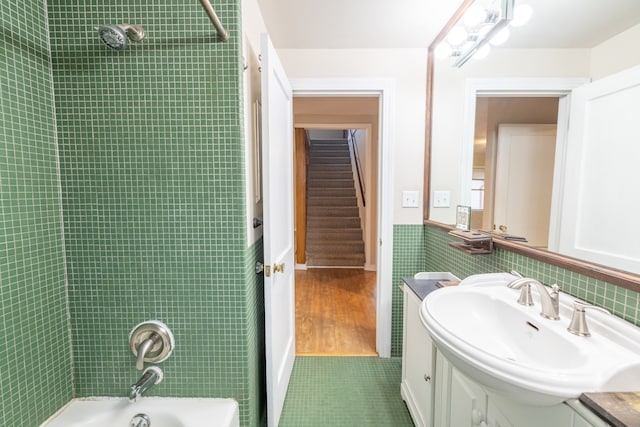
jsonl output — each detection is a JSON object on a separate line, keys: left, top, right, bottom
{"left": 420, "top": 273, "right": 640, "bottom": 406}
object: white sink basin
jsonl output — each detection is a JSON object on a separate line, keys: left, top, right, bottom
{"left": 420, "top": 273, "right": 640, "bottom": 406}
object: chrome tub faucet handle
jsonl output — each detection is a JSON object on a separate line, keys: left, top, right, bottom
{"left": 129, "top": 320, "right": 175, "bottom": 371}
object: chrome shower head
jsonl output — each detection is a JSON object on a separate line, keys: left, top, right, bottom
{"left": 97, "top": 24, "right": 145, "bottom": 50}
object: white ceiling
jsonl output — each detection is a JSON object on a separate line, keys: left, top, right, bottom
{"left": 256, "top": 0, "right": 640, "bottom": 49}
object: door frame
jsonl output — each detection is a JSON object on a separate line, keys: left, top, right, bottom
{"left": 460, "top": 78, "right": 588, "bottom": 251}
{"left": 290, "top": 78, "right": 395, "bottom": 358}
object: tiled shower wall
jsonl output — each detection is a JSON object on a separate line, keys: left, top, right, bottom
{"left": 391, "top": 225, "right": 640, "bottom": 356}
{"left": 0, "top": 1, "right": 74, "bottom": 425}
{"left": 47, "top": 0, "right": 265, "bottom": 425}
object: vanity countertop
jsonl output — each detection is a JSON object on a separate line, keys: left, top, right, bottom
{"left": 580, "top": 392, "right": 640, "bottom": 427}
{"left": 402, "top": 277, "right": 458, "bottom": 301}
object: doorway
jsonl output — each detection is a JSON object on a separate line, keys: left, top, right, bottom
{"left": 291, "top": 79, "right": 395, "bottom": 357}
{"left": 291, "top": 91, "right": 388, "bottom": 356}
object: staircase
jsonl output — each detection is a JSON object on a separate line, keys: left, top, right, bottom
{"left": 305, "top": 138, "right": 365, "bottom": 267}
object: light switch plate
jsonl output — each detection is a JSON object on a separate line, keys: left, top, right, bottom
{"left": 433, "top": 190, "right": 451, "bottom": 208}
{"left": 402, "top": 190, "right": 420, "bottom": 208}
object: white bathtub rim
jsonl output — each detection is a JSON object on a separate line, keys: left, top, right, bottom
{"left": 40, "top": 396, "right": 240, "bottom": 427}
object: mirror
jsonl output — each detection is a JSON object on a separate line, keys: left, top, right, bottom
{"left": 424, "top": 0, "right": 640, "bottom": 287}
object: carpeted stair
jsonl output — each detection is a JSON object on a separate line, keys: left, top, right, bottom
{"left": 305, "top": 139, "right": 365, "bottom": 267}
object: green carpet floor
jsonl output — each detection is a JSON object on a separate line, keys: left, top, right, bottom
{"left": 279, "top": 356, "right": 414, "bottom": 426}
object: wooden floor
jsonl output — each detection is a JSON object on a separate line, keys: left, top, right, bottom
{"left": 295, "top": 268, "right": 377, "bottom": 356}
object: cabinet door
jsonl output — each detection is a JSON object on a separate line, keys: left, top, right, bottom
{"left": 486, "top": 400, "right": 514, "bottom": 427}
{"left": 401, "top": 288, "right": 434, "bottom": 427}
{"left": 487, "top": 394, "right": 574, "bottom": 427}
{"left": 571, "top": 408, "right": 610, "bottom": 427}
{"left": 434, "top": 350, "right": 452, "bottom": 427}
{"left": 573, "top": 415, "right": 594, "bottom": 427}
{"left": 558, "top": 64, "right": 640, "bottom": 272}
{"left": 449, "top": 367, "right": 488, "bottom": 427}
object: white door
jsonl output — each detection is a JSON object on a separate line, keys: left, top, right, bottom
{"left": 261, "top": 33, "right": 295, "bottom": 426}
{"left": 494, "top": 124, "right": 557, "bottom": 247}
{"left": 558, "top": 64, "right": 640, "bottom": 274}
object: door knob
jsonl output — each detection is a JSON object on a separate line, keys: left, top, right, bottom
{"left": 498, "top": 224, "right": 508, "bottom": 232}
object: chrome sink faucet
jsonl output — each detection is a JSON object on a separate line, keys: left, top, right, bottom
{"left": 508, "top": 273, "right": 560, "bottom": 320}
{"left": 129, "top": 366, "right": 163, "bottom": 402}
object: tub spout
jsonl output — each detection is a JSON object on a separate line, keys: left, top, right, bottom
{"left": 129, "top": 366, "right": 163, "bottom": 402}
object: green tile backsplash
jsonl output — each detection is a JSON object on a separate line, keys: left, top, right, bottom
{"left": 422, "top": 225, "right": 640, "bottom": 325}
{"left": 390, "top": 224, "right": 640, "bottom": 357}
{"left": 392, "top": 224, "right": 426, "bottom": 356}
{"left": 0, "top": 0, "right": 74, "bottom": 425}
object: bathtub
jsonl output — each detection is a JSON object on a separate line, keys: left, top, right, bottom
{"left": 41, "top": 397, "right": 239, "bottom": 427}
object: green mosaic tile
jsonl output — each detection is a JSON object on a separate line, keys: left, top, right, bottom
{"left": 0, "top": 1, "right": 74, "bottom": 425}
{"left": 45, "top": 0, "right": 259, "bottom": 425}
{"left": 279, "top": 356, "right": 413, "bottom": 426}
{"left": 391, "top": 224, "right": 425, "bottom": 357}
{"left": 422, "top": 225, "right": 640, "bottom": 326}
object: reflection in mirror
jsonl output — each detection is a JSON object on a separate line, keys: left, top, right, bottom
{"left": 424, "top": 0, "right": 640, "bottom": 284}
{"left": 472, "top": 97, "right": 558, "bottom": 248}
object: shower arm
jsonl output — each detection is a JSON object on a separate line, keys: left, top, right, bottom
{"left": 199, "top": 0, "right": 229, "bottom": 41}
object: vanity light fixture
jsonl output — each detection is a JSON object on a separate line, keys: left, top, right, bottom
{"left": 435, "top": 0, "right": 532, "bottom": 67}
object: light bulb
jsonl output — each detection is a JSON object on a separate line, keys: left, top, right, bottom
{"left": 477, "top": 24, "right": 492, "bottom": 38}
{"left": 461, "top": 41, "right": 475, "bottom": 53}
{"left": 434, "top": 42, "right": 453, "bottom": 58}
{"left": 447, "top": 26, "right": 468, "bottom": 46}
{"left": 464, "top": 4, "right": 487, "bottom": 28}
{"left": 490, "top": 27, "right": 510, "bottom": 46}
{"left": 511, "top": 4, "right": 532, "bottom": 27}
{"left": 473, "top": 43, "right": 491, "bottom": 60}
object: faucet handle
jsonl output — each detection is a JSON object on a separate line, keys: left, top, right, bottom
{"left": 567, "top": 302, "right": 611, "bottom": 337}
{"left": 510, "top": 270, "right": 523, "bottom": 279}
{"left": 515, "top": 283, "right": 534, "bottom": 306}
{"left": 129, "top": 321, "right": 175, "bottom": 371}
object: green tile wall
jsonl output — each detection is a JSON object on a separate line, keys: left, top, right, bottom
{"left": 391, "top": 225, "right": 640, "bottom": 358}
{"left": 46, "top": 0, "right": 264, "bottom": 425}
{"left": 0, "top": 1, "right": 74, "bottom": 425}
{"left": 391, "top": 225, "right": 425, "bottom": 356}
{"left": 245, "top": 238, "right": 266, "bottom": 426}
{"left": 423, "top": 225, "right": 640, "bottom": 325}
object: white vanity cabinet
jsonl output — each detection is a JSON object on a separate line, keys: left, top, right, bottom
{"left": 434, "top": 348, "right": 610, "bottom": 427}
{"left": 401, "top": 285, "right": 435, "bottom": 427}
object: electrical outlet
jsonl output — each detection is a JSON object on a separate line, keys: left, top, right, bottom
{"left": 433, "top": 190, "right": 451, "bottom": 208}
{"left": 402, "top": 191, "right": 420, "bottom": 208}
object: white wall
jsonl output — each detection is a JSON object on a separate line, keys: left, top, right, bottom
{"left": 278, "top": 48, "right": 428, "bottom": 225}
{"left": 591, "top": 23, "right": 640, "bottom": 80}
